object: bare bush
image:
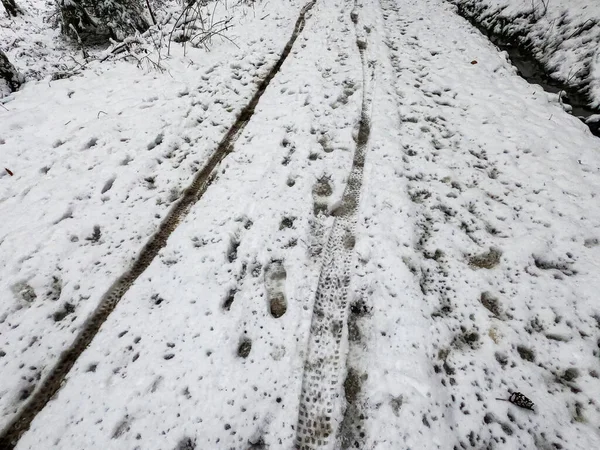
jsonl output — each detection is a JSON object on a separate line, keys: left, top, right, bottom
{"left": 168, "top": 0, "right": 235, "bottom": 55}
{"left": 105, "top": 33, "right": 166, "bottom": 72}
{"left": 51, "top": 0, "right": 238, "bottom": 76}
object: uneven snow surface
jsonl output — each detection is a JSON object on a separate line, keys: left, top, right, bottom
{"left": 1, "top": 0, "right": 600, "bottom": 449}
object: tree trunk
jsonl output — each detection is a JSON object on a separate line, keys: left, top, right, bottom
{"left": 58, "top": 0, "right": 149, "bottom": 44}
{"left": 1, "top": 0, "right": 22, "bottom": 16}
{"left": 0, "top": 50, "right": 21, "bottom": 96}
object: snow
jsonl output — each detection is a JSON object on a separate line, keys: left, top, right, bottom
{"left": 2, "top": 0, "right": 600, "bottom": 448}
{"left": 353, "top": 0, "right": 600, "bottom": 447}
{"left": 0, "top": 0, "right": 306, "bottom": 436}
{"left": 450, "top": 0, "right": 600, "bottom": 108}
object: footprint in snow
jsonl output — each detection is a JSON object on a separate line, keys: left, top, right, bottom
{"left": 265, "top": 260, "right": 288, "bottom": 319}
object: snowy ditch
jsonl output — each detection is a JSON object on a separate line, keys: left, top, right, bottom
{"left": 451, "top": 0, "right": 600, "bottom": 137}
{"left": 0, "top": 1, "right": 317, "bottom": 447}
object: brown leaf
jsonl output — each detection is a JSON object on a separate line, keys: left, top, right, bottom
{"left": 5, "top": 168, "right": 13, "bottom": 176}
{"left": 471, "top": 60, "right": 478, "bottom": 65}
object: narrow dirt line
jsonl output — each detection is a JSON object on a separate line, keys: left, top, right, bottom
{"left": 0, "top": 3, "right": 316, "bottom": 448}
{"left": 294, "top": 8, "right": 374, "bottom": 449}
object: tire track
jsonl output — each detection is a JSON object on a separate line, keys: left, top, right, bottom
{"left": 294, "top": 7, "right": 374, "bottom": 449}
{"left": 337, "top": 6, "right": 373, "bottom": 448}
{"left": 0, "top": 2, "right": 316, "bottom": 448}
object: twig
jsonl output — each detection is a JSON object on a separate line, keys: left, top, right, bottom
{"left": 162, "top": 11, "right": 173, "bottom": 26}
{"left": 145, "top": 0, "right": 157, "bottom": 26}
{"left": 68, "top": 23, "right": 89, "bottom": 59}
{"left": 557, "top": 66, "right": 583, "bottom": 110}
{"left": 210, "top": 0, "right": 219, "bottom": 29}
{"left": 68, "top": 55, "right": 87, "bottom": 69}
{"left": 190, "top": 19, "right": 237, "bottom": 49}
{"left": 564, "top": 19, "right": 594, "bottom": 41}
{"left": 168, "top": 6, "right": 192, "bottom": 55}
{"left": 169, "top": 0, "right": 236, "bottom": 54}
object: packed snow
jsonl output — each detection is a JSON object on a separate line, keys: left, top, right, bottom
{"left": 1, "top": 0, "right": 600, "bottom": 449}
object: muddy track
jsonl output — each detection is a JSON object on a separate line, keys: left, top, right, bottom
{"left": 294, "top": 7, "right": 374, "bottom": 449}
{"left": 0, "top": 2, "right": 316, "bottom": 448}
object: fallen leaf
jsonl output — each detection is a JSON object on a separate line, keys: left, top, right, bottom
{"left": 471, "top": 60, "right": 478, "bottom": 65}
{"left": 5, "top": 168, "right": 13, "bottom": 176}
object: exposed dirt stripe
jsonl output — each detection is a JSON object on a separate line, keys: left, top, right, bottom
{"left": 294, "top": 7, "right": 374, "bottom": 449}
{"left": 0, "top": 3, "right": 316, "bottom": 448}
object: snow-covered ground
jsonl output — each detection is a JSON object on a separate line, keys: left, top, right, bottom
{"left": 349, "top": 0, "right": 600, "bottom": 448}
{"left": 2, "top": 0, "right": 600, "bottom": 448}
{"left": 451, "top": 0, "right": 600, "bottom": 109}
{"left": 0, "top": 0, "right": 307, "bottom": 436}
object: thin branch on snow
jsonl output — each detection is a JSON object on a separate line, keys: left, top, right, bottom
{"left": 145, "top": 0, "right": 157, "bottom": 25}
{"left": 563, "top": 19, "right": 596, "bottom": 41}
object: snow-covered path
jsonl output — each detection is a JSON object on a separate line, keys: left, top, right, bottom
{"left": 341, "top": 0, "right": 600, "bottom": 448}
{"left": 1, "top": 0, "right": 600, "bottom": 448}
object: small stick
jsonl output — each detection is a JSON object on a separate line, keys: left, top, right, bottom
{"left": 145, "top": 0, "right": 157, "bottom": 26}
